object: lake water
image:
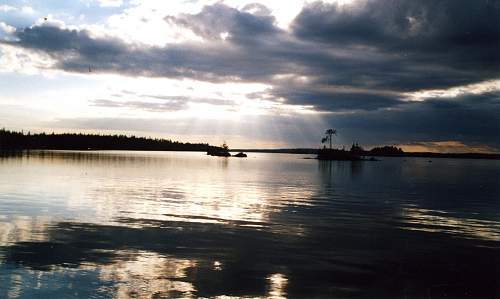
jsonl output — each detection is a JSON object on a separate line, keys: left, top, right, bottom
{"left": 0, "top": 150, "right": 499, "bottom": 298}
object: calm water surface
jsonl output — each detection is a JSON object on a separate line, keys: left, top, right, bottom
{"left": 0, "top": 151, "right": 499, "bottom": 298}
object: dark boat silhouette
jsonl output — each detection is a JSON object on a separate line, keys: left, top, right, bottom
{"left": 233, "top": 152, "right": 247, "bottom": 157}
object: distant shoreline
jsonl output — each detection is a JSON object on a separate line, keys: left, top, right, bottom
{"left": 232, "top": 148, "right": 500, "bottom": 160}
{"left": 2, "top": 129, "right": 499, "bottom": 160}
{"left": 2, "top": 148, "right": 498, "bottom": 160}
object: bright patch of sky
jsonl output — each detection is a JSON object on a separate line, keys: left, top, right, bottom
{"left": 404, "top": 80, "right": 500, "bottom": 102}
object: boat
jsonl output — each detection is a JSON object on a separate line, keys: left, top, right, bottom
{"left": 233, "top": 152, "right": 247, "bottom": 158}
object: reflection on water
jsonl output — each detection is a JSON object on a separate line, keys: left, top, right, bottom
{"left": 0, "top": 216, "right": 51, "bottom": 246}
{"left": 267, "top": 273, "right": 288, "bottom": 299}
{"left": 0, "top": 151, "right": 499, "bottom": 298}
{"left": 87, "top": 251, "right": 196, "bottom": 299}
{"left": 400, "top": 207, "right": 500, "bottom": 242}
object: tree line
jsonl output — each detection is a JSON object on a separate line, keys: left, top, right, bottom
{"left": 0, "top": 128, "right": 215, "bottom": 151}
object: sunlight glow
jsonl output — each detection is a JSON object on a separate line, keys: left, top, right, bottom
{"left": 90, "top": 0, "right": 360, "bottom": 46}
{"left": 398, "top": 141, "right": 497, "bottom": 154}
{"left": 404, "top": 79, "right": 500, "bottom": 102}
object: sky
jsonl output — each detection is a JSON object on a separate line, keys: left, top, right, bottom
{"left": 0, "top": 0, "right": 499, "bottom": 151}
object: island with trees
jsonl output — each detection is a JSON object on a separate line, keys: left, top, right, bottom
{"left": 316, "top": 128, "right": 500, "bottom": 160}
{"left": 317, "top": 129, "right": 363, "bottom": 160}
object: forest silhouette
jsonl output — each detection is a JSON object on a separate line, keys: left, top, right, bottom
{"left": 0, "top": 129, "right": 216, "bottom": 152}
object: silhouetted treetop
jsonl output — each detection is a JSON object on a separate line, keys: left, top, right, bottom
{"left": 368, "top": 145, "right": 404, "bottom": 155}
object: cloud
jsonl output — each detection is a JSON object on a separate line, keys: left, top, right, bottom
{"left": 268, "top": 88, "right": 404, "bottom": 111}
{"left": 2, "top": 1, "right": 500, "bottom": 149}
{"left": 20, "top": 6, "right": 35, "bottom": 14}
{"left": 92, "top": 99, "right": 188, "bottom": 112}
{"left": 11, "top": 24, "right": 124, "bottom": 54}
{"left": 0, "top": 44, "right": 56, "bottom": 74}
{"left": 292, "top": 0, "right": 500, "bottom": 90}
{"left": 324, "top": 92, "right": 500, "bottom": 150}
{"left": 140, "top": 94, "right": 236, "bottom": 107}
{"left": 0, "top": 4, "right": 39, "bottom": 29}
{"left": 165, "top": 3, "right": 280, "bottom": 42}
{"left": 0, "top": 5, "right": 35, "bottom": 14}
{"left": 0, "top": 22, "right": 15, "bottom": 34}
{"left": 8, "top": 1, "right": 500, "bottom": 93}
{"left": 97, "top": 0, "right": 123, "bottom": 8}
{"left": 90, "top": 94, "right": 236, "bottom": 112}
{"left": 293, "top": 0, "right": 500, "bottom": 51}
{"left": 0, "top": 5, "right": 17, "bottom": 12}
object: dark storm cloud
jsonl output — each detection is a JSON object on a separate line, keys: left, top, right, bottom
{"left": 269, "top": 88, "right": 403, "bottom": 111}
{"left": 2, "top": 7, "right": 369, "bottom": 89}
{"left": 13, "top": 25, "right": 125, "bottom": 55}
{"left": 326, "top": 92, "right": 500, "bottom": 148}
{"left": 7, "top": 1, "right": 499, "bottom": 91}
{"left": 4, "top": 1, "right": 500, "bottom": 148}
{"left": 295, "top": 0, "right": 500, "bottom": 52}
{"left": 292, "top": 0, "right": 500, "bottom": 89}
{"left": 12, "top": 24, "right": 300, "bottom": 81}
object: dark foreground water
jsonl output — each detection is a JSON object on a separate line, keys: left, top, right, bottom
{"left": 0, "top": 151, "right": 499, "bottom": 298}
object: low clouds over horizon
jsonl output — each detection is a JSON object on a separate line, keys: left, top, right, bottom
{"left": 0, "top": 0, "right": 499, "bottom": 151}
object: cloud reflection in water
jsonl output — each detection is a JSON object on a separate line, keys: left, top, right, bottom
{"left": 0, "top": 151, "right": 499, "bottom": 298}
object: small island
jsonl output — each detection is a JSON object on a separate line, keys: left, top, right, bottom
{"left": 316, "top": 129, "right": 406, "bottom": 161}
{"left": 207, "top": 142, "right": 231, "bottom": 157}
{"left": 317, "top": 129, "right": 363, "bottom": 161}
{"left": 207, "top": 142, "right": 247, "bottom": 158}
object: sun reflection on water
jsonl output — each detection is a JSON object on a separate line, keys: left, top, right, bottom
{"left": 83, "top": 251, "right": 196, "bottom": 299}
{"left": 0, "top": 151, "right": 318, "bottom": 229}
{"left": 267, "top": 273, "right": 288, "bottom": 299}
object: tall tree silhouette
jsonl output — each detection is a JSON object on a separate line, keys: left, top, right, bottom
{"left": 321, "top": 129, "right": 337, "bottom": 150}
